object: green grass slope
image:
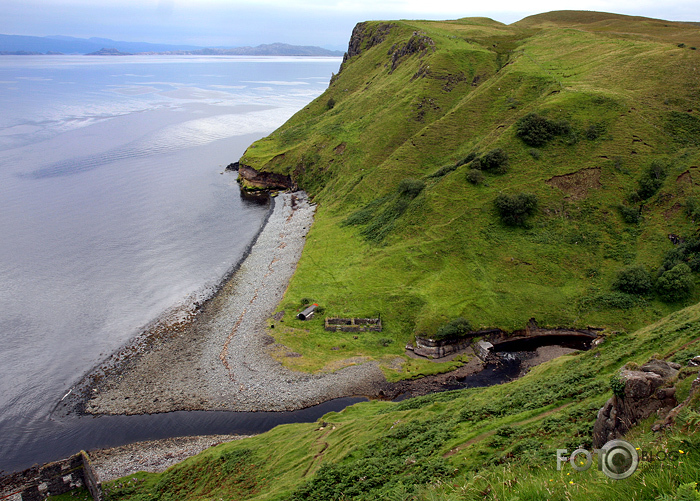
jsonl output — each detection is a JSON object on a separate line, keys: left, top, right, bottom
{"left": 240, "top": 12, "right": 700, "bottom": 378}
{"left": 103, "top": 294, "right": 700, "bottom": 500}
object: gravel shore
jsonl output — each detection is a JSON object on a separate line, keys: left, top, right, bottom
{"left": 75, "top": 192, "right": 387, "bottom": 415}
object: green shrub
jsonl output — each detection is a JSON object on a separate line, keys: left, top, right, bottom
{"left": 663, "top": 246, "right": 689, "bottom": 271}
{"left": 428, "top": 164, "right": 458, "bottom": 178}
{"left": 612, "top": 265, "right": 653, "bottom": 295}
{"left": 479, "top": 148, "right": 509, "bottom": 173}
{"left": 515, "top": 112, "right": 571, "bottom": 147}
{"left": 585, "top": 123, "right": 607, "bottom": 140}
{"left": 610, "top": 373, "right": 626, "bottom": 398}
{"left": 662, "top": 239, "right": 700, "bottom": 271}
{"left": 397, "top": 178, "right": 425, "bottom": 198}
{"left": 465, "top": 168, "right": 484, "bottom": 185}
{"left": 686, "top": 198, "right": 700, "bottom": 221}
{"left": 378, "top": 337, "right": 393, "bottom": 347}
{"left": 618, "top": 204, "right": 642, "bottom": 224}
{"left": 494, "top": 193, "right": 538, "bottom": 226}
{"left": 528, "top": 148, "right": 541, "bottom": 159}
{"left": 456, "top": 151, "right": 478, "bottom": 167}
{"left": 433, "top": 317, "right": 472, "bottom": 340}
{"left": 633, "top": 160, "right": 668, "bottom": 201}
{"left": 516, "top": 113, "right": 554, "bottom": 146}
{"left": 657, "top": 263, "right": 694, "bottom": 302}
{"left": 326, "top": 97, "right": 336, "bottom": 110}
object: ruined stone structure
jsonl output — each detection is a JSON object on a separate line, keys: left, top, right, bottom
{"left": 324, "top": 317, "right": 382, "bottom": 333}
{"left": 9, "top": 452, "right": 103, "bottom": 501}
{"left": 409, "top": 318, "right": 601, "bottom": 360}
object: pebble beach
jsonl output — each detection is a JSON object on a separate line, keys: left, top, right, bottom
{"left": 77, "top": 191, "right": 387, "bottom": 416}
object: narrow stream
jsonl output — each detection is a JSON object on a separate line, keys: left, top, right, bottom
{"left": 0, "top": 397, "right": 366, "bottom": 475}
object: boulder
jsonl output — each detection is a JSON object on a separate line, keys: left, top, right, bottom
{"left": 640, "top": 359, "right": 680, "bottom": 379}
{"left": 592, "top": 360, "right": 678, "bottom": 447}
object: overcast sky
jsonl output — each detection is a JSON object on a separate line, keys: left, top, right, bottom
{"left": 2, "top": 0, "right": 699, "bottom": 50}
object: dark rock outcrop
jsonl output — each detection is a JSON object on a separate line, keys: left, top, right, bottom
{"left": 236, "top": 164, "right": 295, "bottom": 191}
{"left": 337, "top": 22, "right": 395, "bottom": 77}
{"left": 388, "top": 32, "right": 436, "bottom": 72}
{"left": 592, "top": 360, "right": 680, "bottom": 447}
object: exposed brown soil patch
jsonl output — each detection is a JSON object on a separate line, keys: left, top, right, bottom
{"left": 664, "top": 202, "right": 683, "bottom": 221}
{"left": 546, "top": 167, "right": 602, "bottom": 200}
{"left": 333, "top": 143, "right": 347, "bottom": 155}
{"left": 677, "top": 170, "right": 693, "bottom": 185}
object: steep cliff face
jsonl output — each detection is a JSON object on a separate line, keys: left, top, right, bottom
{"left": 341, "top": 22, "right": 395, "bottom": 66}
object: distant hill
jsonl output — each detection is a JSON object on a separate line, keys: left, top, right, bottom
{"left": 0, "top": 34, "right": 343, "bottom": 56}
{"left": 165, "top": 44, "right": 344, "bottom": 57}
{"left": 85, "top": 48, "right": 133, "bottom": 56}
{"left": 0, "top": 34, "right": 200, "bottom": 54}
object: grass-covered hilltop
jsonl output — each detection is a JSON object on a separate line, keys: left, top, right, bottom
{"left": 81, "top": 10, "right": 700, "bottom": 501}
{"left": 236, "top": 10, "right": 700, "bottom": 379}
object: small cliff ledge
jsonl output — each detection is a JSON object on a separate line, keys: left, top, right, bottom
{"left": 235, "top": 163, "right": 295, "bottom": 191}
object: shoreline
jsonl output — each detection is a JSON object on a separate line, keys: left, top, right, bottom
{"left": 56, "top": 191, "right": 388, "bottom": 418}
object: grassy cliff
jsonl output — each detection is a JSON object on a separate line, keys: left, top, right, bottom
{"left": 239, "top": 11, "right": 700, "bottom": 379}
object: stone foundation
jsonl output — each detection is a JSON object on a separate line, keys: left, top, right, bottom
{"left": 3, "top": 452, "right": 103, "bottom": 501}
{"left": 324, "top": 317, "right": 382, "bottom": 333}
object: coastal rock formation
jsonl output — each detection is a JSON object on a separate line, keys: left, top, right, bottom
{"left": 592, "top": 359, "right": 680, "bottom": 447}
{"left": 237, "top": 163, "right": 295, "bottom": 191}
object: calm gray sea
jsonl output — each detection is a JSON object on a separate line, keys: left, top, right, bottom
{"left": 0, "top": 55, "right": 341, "bottom": 473}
